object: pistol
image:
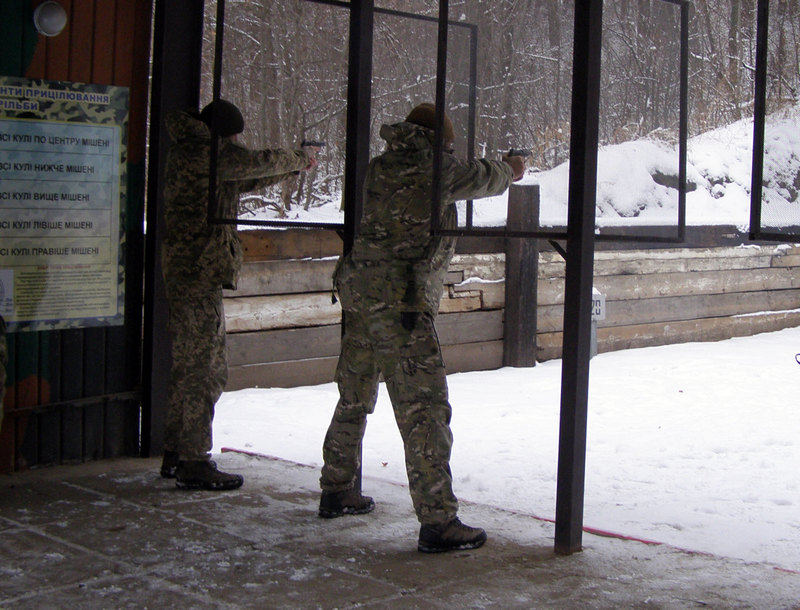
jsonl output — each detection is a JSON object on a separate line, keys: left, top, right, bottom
{"left": 301, "top": 139, "right": 326, "bottom": 148}
{"left": 507, "top": 147, "right": 532, "bottom": 158}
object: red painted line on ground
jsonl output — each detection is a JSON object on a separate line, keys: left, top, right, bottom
{"left": 220, "top": 446, "right": 800, "bottom": 574}
{"left": 221, "top": 446, "right": 270, "bottom": 458}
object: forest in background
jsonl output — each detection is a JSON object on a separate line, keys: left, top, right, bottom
{"left": 200, "top": 0, "right": 800, "bottom": 218}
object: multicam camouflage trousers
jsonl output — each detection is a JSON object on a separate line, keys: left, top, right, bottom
{"left": 164, "top": 281, "right": 228, "bottom": 461}
{"left": 321, "top": 309, "right": 459, "bottom": 526}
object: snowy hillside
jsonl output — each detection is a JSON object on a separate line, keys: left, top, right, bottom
{"left": 524, "top": 104, "right": 800, "bottom": 229}
{"left": 248, "top": 107, "right": 800, "bottom": 233}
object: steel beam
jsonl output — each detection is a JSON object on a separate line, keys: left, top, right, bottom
{"left": 554, "top": 0, "right": 603, "bottom": 555}
{"left": 141, "top": 0, "right": 205, "bottom": 456}
{"left": 343, "top": 0, "right": 374, "bottom": 253}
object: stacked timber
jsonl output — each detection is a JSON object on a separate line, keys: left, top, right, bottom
{"left": 223, "top": 252, "right": 507, "bottom": 390}
{"left": 224, "top": 230, "right": 800, "bottom": 390}
{"left": 537, "top": 244, "right": 800, "bottom": 360}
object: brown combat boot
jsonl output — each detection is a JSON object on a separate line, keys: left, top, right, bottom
{"left": 175, "top": 460, "right": 243, "bottom": 491}
{"left": 418, "top": 518, "right": 487, "bottom": 553}
{"left": 318, "top": 489, "right": 375, "bottom": 518}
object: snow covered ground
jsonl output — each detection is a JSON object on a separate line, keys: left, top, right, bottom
{"left": 214, "top": 325, "right": 800, "bottom": 573}
{"left": 218, "top": 108, "right": 800, "bottom": 573}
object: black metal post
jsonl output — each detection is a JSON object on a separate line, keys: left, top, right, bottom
{"left": 343, "top": 0, "right": 374, "bottom": 253}
{"left": 207, "top": 0, "right": 226, "bottom": 224}
{"left": 431, "top": 0, "right": 449, "bottom": 235}
{"left": 465, "top": 24, "right": 478, "bottom": 229}
{"left": 678, "top": 0, "right": 689, "bottom": 240}
{"left": 749, "top": 0, "right": 769, "bottom": 240}
{"left": 142, "top": 0, "right": 205, "bottom": 456}
{"left": 554, "top": 0, "right": 603, "bottom": 555}
{"left": 342, "top": 0, "right": 374, "bottom": 492}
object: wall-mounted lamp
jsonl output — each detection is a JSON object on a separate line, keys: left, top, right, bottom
{"left": 33, "top": 1, "right": 68, "bottom": 37}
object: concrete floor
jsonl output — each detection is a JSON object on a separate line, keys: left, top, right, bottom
{"left": 1, "top": 451, "right": 799, "bottom": 609}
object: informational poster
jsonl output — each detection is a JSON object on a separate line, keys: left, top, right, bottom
{"left": 0, "top": 77, "right": 128, "bottom": 331}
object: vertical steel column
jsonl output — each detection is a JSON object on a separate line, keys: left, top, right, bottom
{"left": 465, "top": 24, "right": 478, "bottom": 229}
{"left": 749, "top": 0, "right": 769, "bottom": 240}
{"left": 431, "top": 0, "right": 449, "bottom": 233}
{"left": 207, "top": 0, "right": 226, "bottom": 223}
{"left": 343, "top": 0, "right": 374, "bottom": 253}
{"left": 677, "top": 0, "right": 689, "bottom": 241}
{"left": 142, "top": 0, "right": 205, "bottom": 456}
{"left": 342, "top": 0, "right": 374, "bottom": 491}
{"left": 554, "top": 0, "right": 603, "bottom": 555}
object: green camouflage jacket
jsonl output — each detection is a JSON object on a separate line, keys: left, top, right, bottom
{"left": 162, "top": 110, "right": 309, "bottom": 290}
{"left": 335, "top": 121, "right": 513, "bottom": 315}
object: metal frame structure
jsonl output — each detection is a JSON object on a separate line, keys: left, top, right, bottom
{"left": 749, "top": 0, "right": 770, "bottom": 241}
{"left": 435, "top": 0, "right": 606, "bottom": 555}
{"left": 432, "top": 0, "right": 689, "bottom": 553}
{"left": 432, "top": 0, "right": 690, "bottom": 245}
{"left": 206, "top": 0, "right": 345, "bottom": 231}
{"left": 143, "top": 0, "right": 207, "bottom": 458}
{"left": 164, "top": 0, "right": 692, "bottom": 556}
{"left": 596, "top": 0, "right": 689, "bottom": 245}
{"left": 432, "top": 0, "right": 604, "bottom": 555}
{"left": 553, "top": 0, "right": 603, "bottom": 555}
{"left": 205, "top": 0, "right": 479, "bottom": 236}
{"left": 749, "top": 0, "right": 800, "bottom": 242}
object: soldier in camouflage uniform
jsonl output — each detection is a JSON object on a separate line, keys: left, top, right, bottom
{"left": 319, "top": 103, "right": 525, "bottom": 552}
{"left": 161, "top": 99, "right": 315, "bottom": 490}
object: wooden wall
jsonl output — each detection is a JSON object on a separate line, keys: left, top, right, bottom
{"left": 224, "top": 230, "right": 800, "bottom": 390}
{"left": 224, "top": 249, "right": 507, "bottom": 389}
{"left": 0, "top": 0, "right": 153, "bottom": 473}
{"left": 537, "top": 245, "right": 800, "bottom": 358}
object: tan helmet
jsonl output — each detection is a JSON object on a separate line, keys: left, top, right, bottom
{"left": 405, "top": 103, "right": 455, "bottom": 145}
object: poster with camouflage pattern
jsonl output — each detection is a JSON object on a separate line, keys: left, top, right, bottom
{"left": 0, "top": 77, "right": 128, "bottom": 332}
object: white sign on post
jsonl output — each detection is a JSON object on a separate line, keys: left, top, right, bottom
{"left": 591, "top": 287, "right": 606, "bottom": 321}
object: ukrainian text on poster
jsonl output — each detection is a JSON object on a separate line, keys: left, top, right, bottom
{"left": 0, "top": 77, "right": 128, "bottom": 331}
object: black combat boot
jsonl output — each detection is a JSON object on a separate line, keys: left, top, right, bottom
{"left": 160, "top": 450, "right": 180, "bottom": 479}
{"left": 318, "top": 489, "right": 375, "bottom": 518}
{"left": 175, "top": 460, "right": 243, "bottom": 491}
{"left": 418, "top": 518, "right": 487, "bottom": 553}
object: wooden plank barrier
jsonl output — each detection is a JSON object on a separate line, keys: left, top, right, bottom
{"left": 224, "top": 230, "right": 800, "bottom": 390}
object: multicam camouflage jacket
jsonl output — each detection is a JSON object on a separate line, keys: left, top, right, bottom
{"left": 162, "top": 110, "right": 310, "bottom": 290}
{"left": 335, "top": 121, "right": 513, "bottom": 315}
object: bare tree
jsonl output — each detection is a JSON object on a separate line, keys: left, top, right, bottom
{"left": 201, "top": 0, "right": 800, "bottom": 219}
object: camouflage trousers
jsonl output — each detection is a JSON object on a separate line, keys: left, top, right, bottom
{"left": 321, "top": 309, "right": 459, "bottom": 525}
{"left": 164, "top": 281, "right": 228, "bottom": 461}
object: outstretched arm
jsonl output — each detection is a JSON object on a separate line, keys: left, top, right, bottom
{"left": 447, "top": 157, "right": 514, "bottom": 202}
{"left": 217, "top": 141, "right": 311, "bottom": 183}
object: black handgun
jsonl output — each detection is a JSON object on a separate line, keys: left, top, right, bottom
{"left": 507, "top": 147, "right": 532, "bottom": 158}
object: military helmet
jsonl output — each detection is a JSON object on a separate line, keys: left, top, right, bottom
{"left": 406, "top": 103, "right": 455, "bottom": 144}
{"left": 199, "top": 99, "right": 244, "bottom": 138}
